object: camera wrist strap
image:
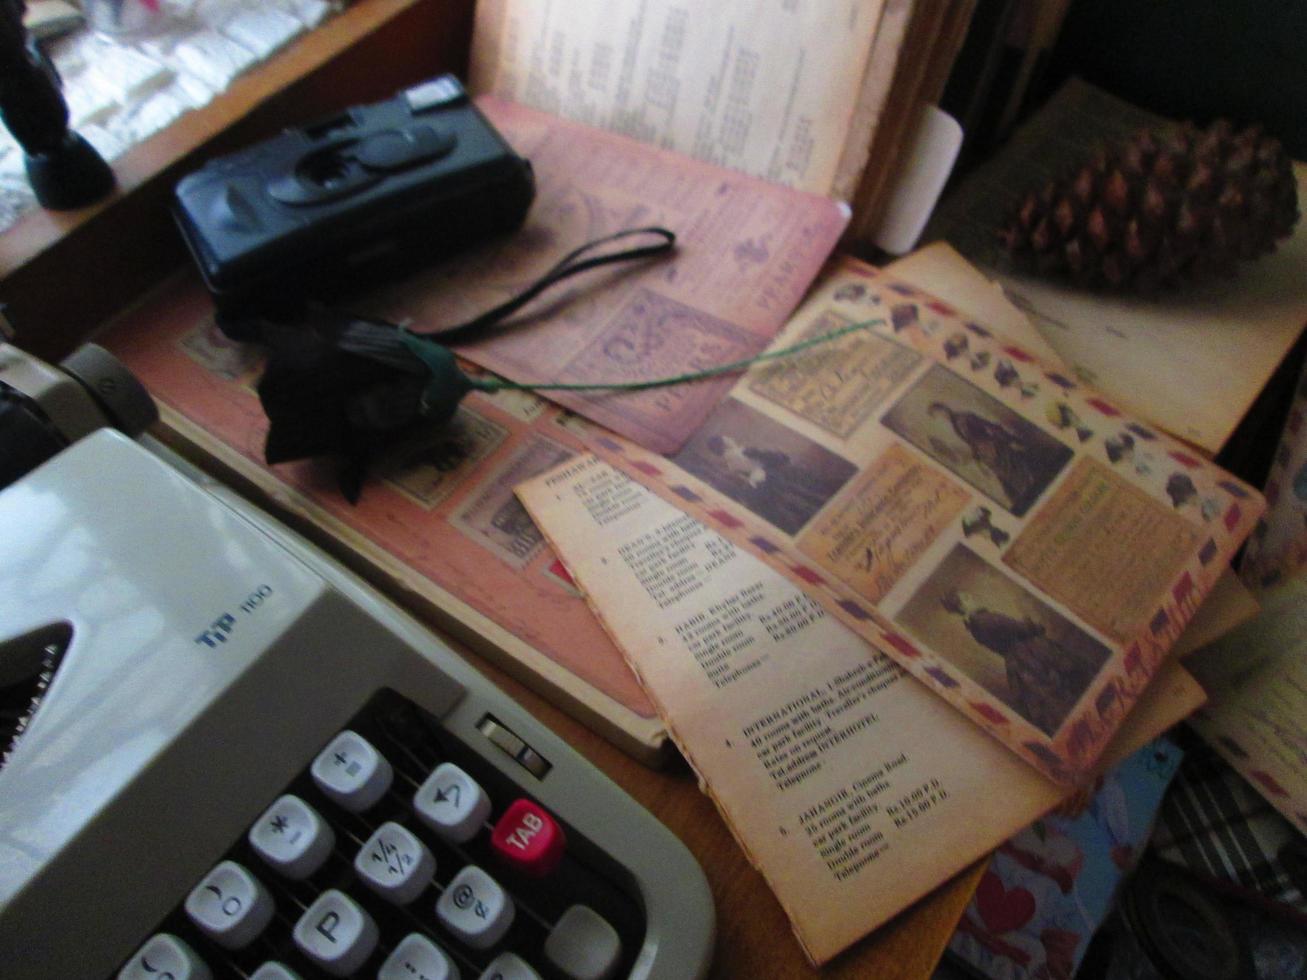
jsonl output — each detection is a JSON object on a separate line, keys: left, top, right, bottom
{"left": 418, "top": 226, "right": 677, "bottom": 344}
{"left": 313, "top": 225, "right": 678, "bottom": 372}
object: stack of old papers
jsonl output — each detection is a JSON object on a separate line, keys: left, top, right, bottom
{"left": 103, "top": 153, "right": 1270, "bottom": 971}
{"left": 515, "top": 244, "right": 1267, "bottom": 963}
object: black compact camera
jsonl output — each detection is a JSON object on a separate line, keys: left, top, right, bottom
{"left": 173, "top": 75, "right": 535, "bottom": 318}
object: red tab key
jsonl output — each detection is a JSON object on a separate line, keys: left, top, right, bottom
{"left": 490, "top": 798, "right": 566, "bottom": 876}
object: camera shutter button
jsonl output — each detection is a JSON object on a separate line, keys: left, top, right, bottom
{"left": 357, "top": 126, "right": 456, "bottom": 172}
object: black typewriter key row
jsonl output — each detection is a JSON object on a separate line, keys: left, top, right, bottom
{"left": 118, "top": 691, "right": 638, "bottom": 980}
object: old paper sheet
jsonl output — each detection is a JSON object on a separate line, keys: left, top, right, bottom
{"left": 925, "top": 78, "right": 1307, "bottom": 454}
{"left": 517, "top": 455, "right": 1205, "bottom": 964}
{"left": 1241, "top": 358, "right": 1307, "bottom": 590}
{"left": 470, "top": 0, "right": 886, "bottom": 195}
{"left": 575, "top": 255, "right": 1262, "bottom": 783}
{"left": 842, "top": 0, "right": 944, "bottom": 238}
{"left": 1187, "top": 576, "right": 1307, "bottom": 835}
{"left": 829, "top": 0, "right": 913, "bottom": 202}
{"left": 366, "top": 96, "right": 848, "bottom": 455}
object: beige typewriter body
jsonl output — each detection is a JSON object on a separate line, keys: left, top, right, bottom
{"left": 0, "top": 346, "right": 713, "bottom": 979}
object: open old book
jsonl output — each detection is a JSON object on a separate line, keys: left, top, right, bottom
{"left": 469, "top": 0, "right": 975, "bottom": 245}
{"left": 528, "top": 255, "right": 1264, "bottom": 786}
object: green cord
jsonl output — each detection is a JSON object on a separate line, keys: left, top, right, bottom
{"left": 465, "top": 316, "right": 886, "bottom": 394}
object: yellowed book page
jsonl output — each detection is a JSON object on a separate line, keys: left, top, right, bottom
{"left": 1186, "top": 576, "right": 1307, "bottom": 835}
{"left": 576, "top": 254, "right": 1262, "bottom": 784}
{"left": 1242, "top": 358, "right": 1307, "bottom": 591}
{"left": 517, "top": 454, "right": 1204, "bottom": 965}
{"left": 889, "top": 241, "right": 1065, "bottom": 367}
{"left": 829, "top": 0, "right": 913, "bottom": 202}
{"left": 924, "top": 77, "right": 1307, "bottom": 453}
{"left": 469, "top": 0, "right": 885, "bottom": 195}
{"left": 845, "top": 0, "right": 945, "bottom": 237}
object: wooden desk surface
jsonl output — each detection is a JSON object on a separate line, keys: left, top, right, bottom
{"left": 456, "top": 643, "right": 984, "bottom": 979}
{"left": 0, "top": 0, "right": 982, "bottom": 971}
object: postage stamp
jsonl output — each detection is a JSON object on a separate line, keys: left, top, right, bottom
{"left": 882, "top": 364, "right": 1073, "bottom": 517}
{"left": 673, "top": 397, "right": 859, "bottom": 536}
{"left": 898, "top": 544, "right": 1111, "bottom": 737}
{"left": 450, "top": 434, "right": 576, "bottom": 567}
{"left": 563, "top": 287, "right": 758, "bottom": 441}
{"left": 799, "top": 443, "right": 970, "bottom": 602}
{"left": 377, "top": 407, "right": 509, "bottom": 510}
{"left": 1004, "top": 457, "right": 1205, "bottom": 644}
{"left": 749, "top": 310, "right": 921, "bottom": 438}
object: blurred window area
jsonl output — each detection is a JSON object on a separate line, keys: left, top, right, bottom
{"left": 2, "top": 0, "right": 343, "bottom": 232}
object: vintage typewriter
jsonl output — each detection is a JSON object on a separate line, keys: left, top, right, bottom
{"left": 0, "top": 343, "right": 714, "bottom": 979}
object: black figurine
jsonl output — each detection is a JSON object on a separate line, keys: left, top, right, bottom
{"left": 0, "top": 0, "right": 113, "bottom": 209}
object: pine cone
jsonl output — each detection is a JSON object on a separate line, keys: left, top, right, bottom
{"left": 999, "top": 120, "right": 1300, "bottom": 291}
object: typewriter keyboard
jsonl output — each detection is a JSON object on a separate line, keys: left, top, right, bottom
{"left": 115, "top": 690, "right": 646, "bottom": 980}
